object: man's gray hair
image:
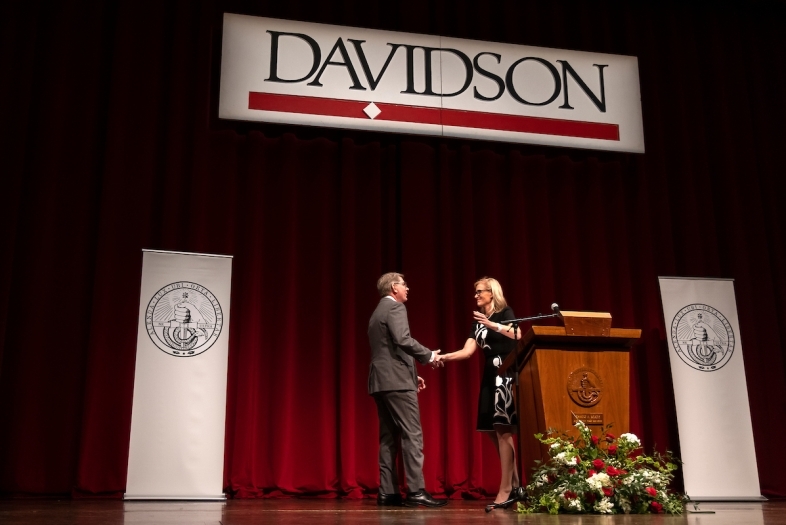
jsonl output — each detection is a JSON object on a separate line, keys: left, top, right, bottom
{"left": 377, "top": 272, "right": 404, "bottom": 297}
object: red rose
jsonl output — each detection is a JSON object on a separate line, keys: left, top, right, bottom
{"left": 602, "top": 487, "right": 613, "bottom": 497}
{"left": 608, "top": 445, "right": 618, "bottom": 454}
{"left": 591, "top": 435, "right": 599, "bottom": 445}
{"left": 585, "top": 492, "right": 597, "bottom": 504}
{"left": 645, "top": 487, "right": 657, "bottom": 497}
{"left": 592, "top": 459, "right": 605, "bottom": 470}
{"left": 651, "top": 501, "right": 663, "bottom": 513}
{"left": 568, "top": 468, "right": 577, "bottom": 475}
{"left": 564, "top": 490, "right": 577, "bottom": 500}
{"left": 587, "top": 469, "right": 596, "bottom": 477}
{"left": 606, "top": 466, "right": 620, "bottom": 476}
{"left": 606, "top": 433, "right": 616, "bottom": 442}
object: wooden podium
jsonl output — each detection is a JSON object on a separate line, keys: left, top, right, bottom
{"left": 498, "top": 311, "right": 641, "bottom": 477}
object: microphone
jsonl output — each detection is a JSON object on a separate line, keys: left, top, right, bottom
{"left": 551, "top": 302, "right": 560, "bottom": 313}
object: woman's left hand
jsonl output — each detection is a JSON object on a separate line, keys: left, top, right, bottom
{"left": 473, "top": 310, "right": 493, "bottom": 328}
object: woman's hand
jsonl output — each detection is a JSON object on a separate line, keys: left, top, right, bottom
{"left": 473, "top": 310, "right": 494, "bottom": 328}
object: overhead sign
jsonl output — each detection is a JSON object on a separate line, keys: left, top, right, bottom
{"left": 219, "top": 14, "right": 644, "bottom": 153}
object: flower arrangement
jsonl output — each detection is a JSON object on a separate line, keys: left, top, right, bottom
{"left": 516, "top": 419, "right": 687, "bottom": 515}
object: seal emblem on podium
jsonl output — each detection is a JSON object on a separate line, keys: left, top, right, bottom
{"left": 145, "top": 281, "right": 224, "bottom": 357}
{"left": 567, "top": 367, "right": 604, "bottom": 407}
{"left": 671, "top": 303, "right": 734, "bottom": 372}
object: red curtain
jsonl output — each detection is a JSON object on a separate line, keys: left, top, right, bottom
{"left": 1, "top": 0, "right": 785, "bottom": 499}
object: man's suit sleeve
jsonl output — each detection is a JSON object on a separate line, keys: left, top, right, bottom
{"left": 388, "top": 302, "right": 433, "bottom": 365}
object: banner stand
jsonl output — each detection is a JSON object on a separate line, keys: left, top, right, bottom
{"left": 123, "top": 496, "right": 227, "bottom": 502}
{"left": 658, "top": 277, "right": 764, "bottom": 501}
{"left": 125, "top": 250, "right": 233, "bottom": 501}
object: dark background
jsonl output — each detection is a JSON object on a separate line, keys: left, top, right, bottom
{"left": 1, "top": 0, "right": 784, "bottom": 499}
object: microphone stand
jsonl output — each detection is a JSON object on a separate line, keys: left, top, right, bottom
{"left": 504, "top": 312, "right": 561, "bottom": 325}
{"left": 485, "top": 310, "right": 561, "bottom": 513}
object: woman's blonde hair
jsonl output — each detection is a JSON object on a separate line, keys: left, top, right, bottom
{"left": 474, "top": 276, "right": 508, "bottom": 313}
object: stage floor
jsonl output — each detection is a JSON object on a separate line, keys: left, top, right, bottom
{"left": 0, "top": 498, "right": 782, "bottom": 524}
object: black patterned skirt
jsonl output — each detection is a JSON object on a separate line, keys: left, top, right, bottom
{"left": 476, "top": 354, "right": 518, "bottom": 432}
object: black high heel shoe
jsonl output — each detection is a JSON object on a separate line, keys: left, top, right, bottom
{"left": 484, "top": 487, "right": 526, "bottom": 512}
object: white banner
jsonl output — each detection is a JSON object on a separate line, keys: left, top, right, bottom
{"left": 219, "top": 14, "right": 644, "bottom": 153}
{"left": 125, "top": 250, "right": 233, "bottom": 500}
{"left": 658, "top": 277, "right": 763, "bottom": 500}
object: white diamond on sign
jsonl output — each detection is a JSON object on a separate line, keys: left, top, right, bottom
{"left": 363, "top": 102, "right": 381, "bottom": 119}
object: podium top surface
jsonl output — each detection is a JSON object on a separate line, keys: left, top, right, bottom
{"left": 522, "top": 325, "right": 642, "bottom": 347}
{"left": 560, "top": 310, "right": 611, "bottom": 319}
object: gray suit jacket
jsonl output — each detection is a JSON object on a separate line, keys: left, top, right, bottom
{"left": 367, "top": 297, "right": 433, "bottom": 394}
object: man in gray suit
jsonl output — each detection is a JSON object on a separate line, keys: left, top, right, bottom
{"left": 368, "top": 272, "right": 448, "bottom": 507}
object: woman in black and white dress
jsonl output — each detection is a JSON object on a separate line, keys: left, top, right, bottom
{"left": 442, "top": 277, "right": 521, "bottom": 505}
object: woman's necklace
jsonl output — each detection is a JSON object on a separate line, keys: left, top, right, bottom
{"left": 484, "top": 306, "right": 495, "bottom": 318}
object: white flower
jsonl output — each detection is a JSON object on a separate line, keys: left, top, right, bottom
{"left": 618, "top": 496, "right": 632, "bottom": 514}
{"left": 587, "top": 472, "right": 612, "bottom": 491}
{"left": 594, "top": 497, "right": 614, "bottom": 514}
{"left": 554, "top": 452, "right": 578, "bottom": 466}
{"left": 619, "top": 433, "right": 641, "bottom": 446}
{"left": 568, "top": 499, "right": 582, "bottom": 511}
{"left": 551, "top": 443, "right": 560, "bottom": 449}
{"left": 640, "top": 470, "right": 662, "bottom": 486}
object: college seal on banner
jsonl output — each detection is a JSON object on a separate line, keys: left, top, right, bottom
{"left": 671, "top": 303, "right": 735, "bottom": 371}
{"left": 145, "top": 281, "right": 223, "bottom": 357}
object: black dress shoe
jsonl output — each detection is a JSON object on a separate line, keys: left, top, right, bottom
{"left": 404, "top": 489, "right": 448, "bottom": 507}
{"left": 377, "top": 492, "right": 403, "bottom": 506}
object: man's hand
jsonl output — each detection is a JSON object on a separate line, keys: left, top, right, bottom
{"left": 417, "top": 376, "right": 426, "bottom": 393}
{"left": 430, "top": 349, "right": 444, "bottom": 369}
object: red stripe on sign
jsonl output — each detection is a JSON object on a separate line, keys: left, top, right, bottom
{"left": 248, "top": 92, "right": 365, "bottom": 118}
{"left": 441, "top": 107, "right": 620, "bottom": 141}
{"left": 375, "top": 102, "right": 441, "bottom": 125}
{"left": 248, "top": 92, "right": 619, "bottom": 141}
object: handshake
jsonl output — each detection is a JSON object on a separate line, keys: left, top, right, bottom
{"left": 430, "top": 349, "right": 446, "bottom": 369}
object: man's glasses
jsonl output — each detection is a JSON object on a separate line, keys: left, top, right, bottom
{"left": 394, "top": 281, "right": 408, "bottom": 288}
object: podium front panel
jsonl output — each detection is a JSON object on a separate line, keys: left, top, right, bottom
{"left": 518, "top": 346, "right": 629, "bottom": 478}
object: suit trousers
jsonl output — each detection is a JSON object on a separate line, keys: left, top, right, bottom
{"left": 373, "top": 390, "right": 425, "bottom": 494}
